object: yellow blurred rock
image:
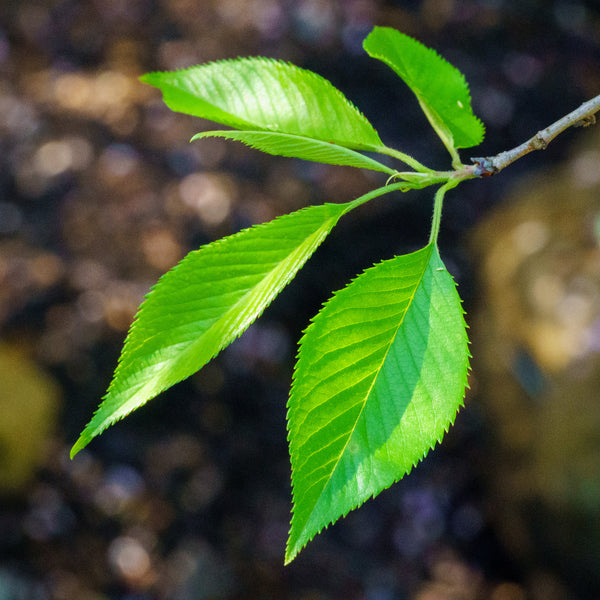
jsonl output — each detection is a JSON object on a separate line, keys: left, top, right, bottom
{"left": 0, "top": 342, "right": 61, "bottom": 493}
{"left": 470, "top": 124, "right": 600, "bottom": 591}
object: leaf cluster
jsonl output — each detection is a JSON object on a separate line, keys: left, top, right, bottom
{"left": 73, "top": 26, "right": 484, "bottom": 563}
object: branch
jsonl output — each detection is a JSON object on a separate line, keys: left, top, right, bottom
{"left": 470, "top": 93, "right": 600, "bottom": 176}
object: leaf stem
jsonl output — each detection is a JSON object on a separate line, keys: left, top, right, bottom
{"left": 471, "top": 93, "right": 600, "bottom": 175}
{"left": 348, "top": 181, "right": 415, "bottom": 212}
{"left": 448, "top": 146, "right": 463, "bottom": 171}
{"left": 428, "top": 179, "right": 460, "bottom": 245}
{"left": 373, "top": 146, "right": 435, "bottom": 173}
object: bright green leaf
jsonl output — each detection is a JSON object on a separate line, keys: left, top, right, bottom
{"left": 191, "top": 130, "right": 395, "bottom": 174}
{"left": 141, "top": 58, "right": 384, "bottom": 152}
{"left": 363, "top": 27, "right": 484, "bottom": 154}
{"left": 286, "top": 243, "right": 469, "bottom": 563}
{"left": 71, "top": 201, "right": 359, "bottom": 458}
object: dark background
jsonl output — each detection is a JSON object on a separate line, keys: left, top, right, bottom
{"left": 1, "top": 1, "right": 600, "bottom": 598}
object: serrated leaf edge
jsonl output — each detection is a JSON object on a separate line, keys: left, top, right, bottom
{"left": 284, "top": 244, "right": 470, "bottom": 563}
{"left": 141, "top": 57, "right": 384, "bottom": 150}
{"left": 71, "top": 203, "right": 354, "bottom": 458}
{"left": 192, "top": 130, "right": 395, "bottom": 174}
{"left": 363, "top": 27, "right": 485, "bottom": 152}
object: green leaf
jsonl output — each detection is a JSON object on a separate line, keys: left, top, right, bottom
{"left": 285, "top": 243, "right": 469, "bottom": 563}
{"left": 71, "top": 201, "right": 358, "bottom": 458}
{"left": 363, "top": 27, "right": 484, "bottom": 154}
{"left": 191, "top": 130, "right": 395, "bottom": 174}
{"left": 141, "top": 57, "right": 384, "bottom": 152}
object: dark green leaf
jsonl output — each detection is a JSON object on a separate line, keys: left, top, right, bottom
{"left": 363, "top": 27, "right": 484, "bottom": 153}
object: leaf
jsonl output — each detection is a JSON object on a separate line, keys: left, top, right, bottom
{"left": 285, "top": 243, "right": 469, "bottom": 563}
{"left": 141, "top": 58, "right": 384, "bottom": 152}
{"left": 71, "top": 201, "right": 359, "bottom": 458}
{"left": 363, "top": 27, "right": 484, "bottom": 153}
{"left": 191, "top": 130, "right": 395, "bottom": 174}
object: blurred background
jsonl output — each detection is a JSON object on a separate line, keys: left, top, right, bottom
{"left": 1, "top": 0, "right": 600, "bottom": 598}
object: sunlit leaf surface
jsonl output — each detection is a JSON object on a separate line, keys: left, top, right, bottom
{"left": 286, "top": 243, "right": 469, "bottom": 562}
{"left": 71, "top": 201, "right": 357, "bottom": 457}
{"left": 141, "top": 58, "right": 385, "bottom": 157}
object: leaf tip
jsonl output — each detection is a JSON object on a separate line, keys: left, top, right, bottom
{"left": 284, "top": 521, "right": 318, "bottom": 565}
{"left": 138, "top": 71, "right": 159, "bottom": 86}
{"left": 284, "top": 507, "right": 307, "bottom": 565}
{"left": 283, "top": 547, "right": 296, "bottom": 566}
{"left": 69, "top": 435, "right": 89, "bottom": 459}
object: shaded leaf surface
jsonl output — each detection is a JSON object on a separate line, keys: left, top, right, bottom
{"left": 191, "top": 130, "right": 395, "bottom": 173}
{"left": 141, "top": 58, "right": 384, "bottom": 152}
{"left": 286, "top": 243, "right": 469, "bottom": 563}
{"left": 363, "top": 27, "right": 484, "bottom": 151}
{"left": 71, "top": 201, "right": 356, "bottom": 457}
